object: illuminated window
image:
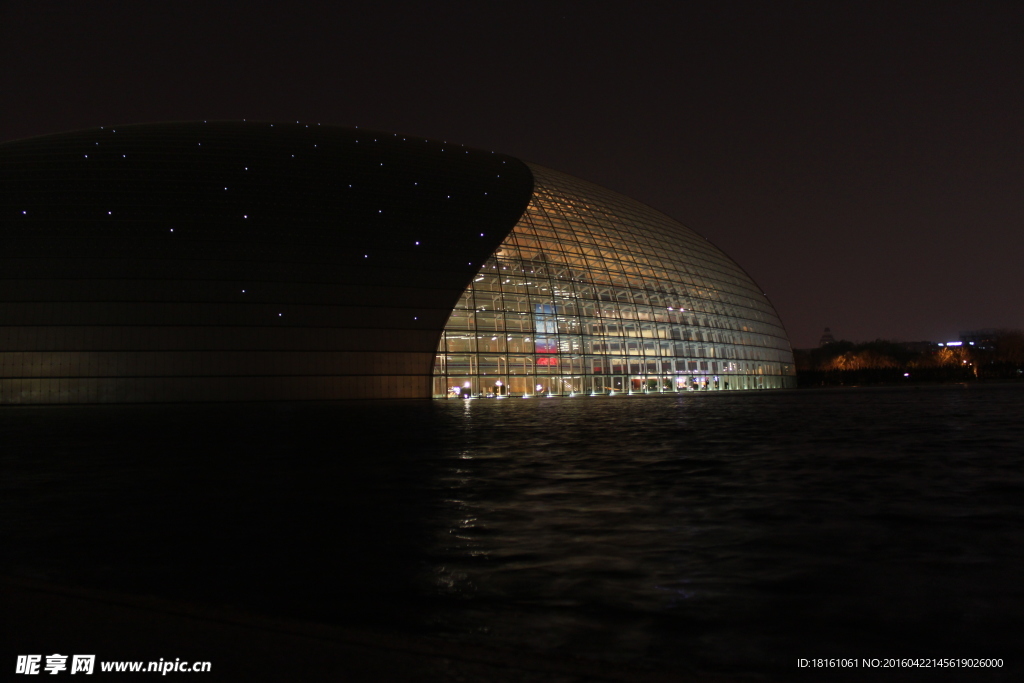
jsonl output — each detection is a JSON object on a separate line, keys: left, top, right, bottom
{"left": 433, "top": 165, "right": 795, "bottom": 397}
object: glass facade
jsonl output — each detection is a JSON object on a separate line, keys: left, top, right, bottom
{"left": 433, "top": 164, "right": 796, "bottom": 397}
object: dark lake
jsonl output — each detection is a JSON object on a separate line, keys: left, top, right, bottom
{"left": 4, "top": 384, "right": 1023, "bottom": 680}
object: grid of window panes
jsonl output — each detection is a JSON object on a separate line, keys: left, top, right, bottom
{"left": 433, "top": 164, "right": 796, "bottom": 397}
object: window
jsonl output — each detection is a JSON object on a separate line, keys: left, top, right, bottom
{"left": 433, "top": 165, "right": 795, "bottom": 396}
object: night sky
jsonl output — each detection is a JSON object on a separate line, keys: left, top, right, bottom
{"left": 3, "top": 1, "right": 1021, "bottom": 348}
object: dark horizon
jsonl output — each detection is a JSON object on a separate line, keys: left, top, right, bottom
{"left": 3, "top": 1, "right": 1022, "bottom": 348}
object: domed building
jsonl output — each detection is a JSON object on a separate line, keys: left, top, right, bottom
{"left": 0, "top": 122, "right": 794, "bottom": 404}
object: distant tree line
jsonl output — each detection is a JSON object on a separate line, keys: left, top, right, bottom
{"left": 794, "top": 330, "right": 1024, "bottom": 387}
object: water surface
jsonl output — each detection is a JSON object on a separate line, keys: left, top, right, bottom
{"left": 3, "top": 385, "right": 1022, "bottom": 680}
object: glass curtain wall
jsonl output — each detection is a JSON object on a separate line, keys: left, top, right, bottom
{"left": 433, "top": 165, "right": 795, "bottom": 398}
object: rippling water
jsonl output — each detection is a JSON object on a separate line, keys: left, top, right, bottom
{"left": 4, "top": 385, "right": 1023, "bottom": 680}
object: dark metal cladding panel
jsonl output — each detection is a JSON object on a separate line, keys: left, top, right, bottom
{"left": 0, "top": 121, "right": 534, "bottom": 402}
